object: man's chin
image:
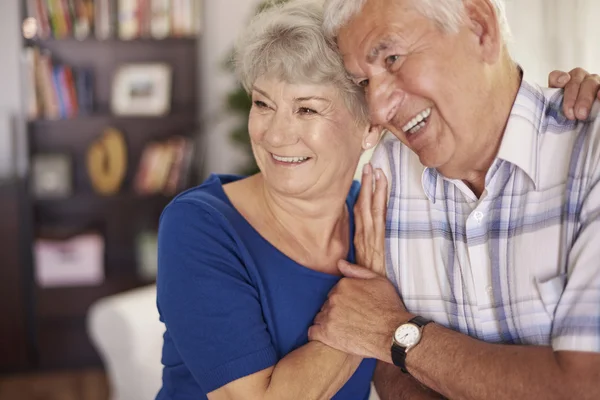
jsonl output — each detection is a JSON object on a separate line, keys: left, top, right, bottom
{"left": 416, "top": 151, "right": 447, "bottom": 170}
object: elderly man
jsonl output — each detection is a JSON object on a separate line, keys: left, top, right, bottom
{"left": 309, "top": 0, "right": 600, "bottom": 399}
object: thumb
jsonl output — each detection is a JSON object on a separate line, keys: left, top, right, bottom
{"left": 338, "top": 260, "right": 379, "bottom": 279}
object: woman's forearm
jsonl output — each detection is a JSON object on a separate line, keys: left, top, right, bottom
{"left": 265, "top": 341, "right": 363, "bottom": 400}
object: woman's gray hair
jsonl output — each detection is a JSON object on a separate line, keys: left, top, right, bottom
{"left": 234, "top": 0, "right": 368, "bottom": 124}
{"left": 323, "top": 0, "right": 511, "bottom": 43}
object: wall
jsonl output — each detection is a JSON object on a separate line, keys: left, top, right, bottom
{"left": 199, "top": 0, "right": 262, "bottom": 178}
{"left": 0, "top": 0, "right": 25, "bottom": 180}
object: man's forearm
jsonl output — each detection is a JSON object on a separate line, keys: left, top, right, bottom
{"left": 405, "top": 324, "right": 600, "bottom": 400}
{"left": 267, "top": 341, "right": 362, "bottom": 400}
{"left": 373, "top": 361, "right": 445, "bottom": 400}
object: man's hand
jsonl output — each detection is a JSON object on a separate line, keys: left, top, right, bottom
{"left": 354, "top": 163, "right": 388, "bottom": 276}
{"left": 308, "top": 261, "right": 411, "bottom": 362}
{"left": 548, "top": 68, "right": 600, "bottom": 120}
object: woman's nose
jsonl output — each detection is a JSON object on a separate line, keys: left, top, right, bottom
{"left": 264, "top": 112, "right": 299, "bottom": 147}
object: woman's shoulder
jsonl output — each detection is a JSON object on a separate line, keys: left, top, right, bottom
{"left": 159, "top": 174, "right": 249, "bottom": 239}
{"left": 164, "top": 174, "right": 243, "bottom": 216}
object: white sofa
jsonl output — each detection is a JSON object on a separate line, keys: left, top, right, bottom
{"left": 87, "top": 285, "right": 380, "bottom": 400}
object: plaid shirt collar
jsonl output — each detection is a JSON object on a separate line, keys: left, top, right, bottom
{"left": 422, "top": 74, "right": 549, "bottom": 203}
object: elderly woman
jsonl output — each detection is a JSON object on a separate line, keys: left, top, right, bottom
{"left": 155, "top": 0, "right": 599, "bottom": 399}
{"left": 156, "top": 1, "right": 380, "bottom": 399}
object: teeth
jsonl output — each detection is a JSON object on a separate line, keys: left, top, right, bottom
{"left": 402, "top": 108, "right": 431, "bottom": 133}
{"left": 272, "top": 154, "right": 309, "bottom": 163}
{"left": 408, "top": 120, "right": 426, "bottom": 135}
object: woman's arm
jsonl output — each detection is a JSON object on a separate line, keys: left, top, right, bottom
{"left": 208, "top": 342, "right": 361, "bottom": 400}
{"left": 352, "top": 161, "right": 446, "bottom": 400}
{"left": 158, "top": 199, "right": 362, "bottom": 400}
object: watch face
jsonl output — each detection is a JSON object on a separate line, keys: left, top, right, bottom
{"left": 394, "top": 323, "right": 420, "bottom": 347}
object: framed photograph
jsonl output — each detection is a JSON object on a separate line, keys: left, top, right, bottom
{"left": 111, "top": 63, "right": 172, "bottom": 116}
{"left": 31, "top": 153, "right": 73, "bottom": 199}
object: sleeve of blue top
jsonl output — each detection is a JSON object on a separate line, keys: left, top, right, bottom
{"left": 157, "top": 199, "right": 278, "bottom": 393}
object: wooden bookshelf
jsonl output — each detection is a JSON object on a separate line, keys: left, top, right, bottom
{"left": 14, "top": 0, "right": 202, "bottom": 371}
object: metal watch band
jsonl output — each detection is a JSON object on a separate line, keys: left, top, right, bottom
{"left": 391, "top": 316, "right": 432, "bottom": 373}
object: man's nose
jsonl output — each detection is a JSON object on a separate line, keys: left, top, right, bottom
{"left": 367, "top": 74, "right": 405, "bottom": 126}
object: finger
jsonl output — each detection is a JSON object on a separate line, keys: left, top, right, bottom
{"left": 373, "top": 169, "right": 388, "bottom": 275}
{"left": 548, "top": 70, "right": 571, "bottom": 88}
{"left": 356, "top": 163, "right": 374, "bottom": 230}
{"left": 338, "top": 259, "right": 379, "bottom": 279}
{"left": 373, "top": 168, "right": 388, "bottom": 238}
{"left": 573, "top": 74, "right": 600, "bottom": 120}
{"left": 562, "top": 68, "right": 588, "bottom": 120}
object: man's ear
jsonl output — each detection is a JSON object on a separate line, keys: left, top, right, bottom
{"left": 362, "top": 125, "right": 383, "bottom": 150}
{"left": 463, "top": 0, "right": 502, "bottom": 64}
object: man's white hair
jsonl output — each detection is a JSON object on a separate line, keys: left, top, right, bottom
{"left": 323, "top": 0, "right": 511, "bottom": 42}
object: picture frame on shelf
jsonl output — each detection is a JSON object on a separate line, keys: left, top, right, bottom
{"left": 111, "top": 63, "right": 172, "bottom": 116}
{"left": 30, "top": 153, "right": 73, "bottom": 199}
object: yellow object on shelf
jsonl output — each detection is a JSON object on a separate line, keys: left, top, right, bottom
{"left": 86, "top": 127, "right": 128, "bottom": 195}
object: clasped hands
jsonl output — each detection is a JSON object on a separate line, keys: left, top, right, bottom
{"left": 308, "top": 163, "right": 409, "bottom": 363}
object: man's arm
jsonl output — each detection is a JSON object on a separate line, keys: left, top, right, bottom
{"left": 310, "top": 262, "right": 600, "bottom": 400}
{"left": 404, "top": 324, "right": 600, "bottom": 400}
{"left": 373, "top": 361, "right": 444, "bottom": 400}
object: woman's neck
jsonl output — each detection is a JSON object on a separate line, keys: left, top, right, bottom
{"left": 224, "top": 173, "right": 354, "bottom": 273}
{"left": 256, "top": 174, "right": 351, "bottom": 251}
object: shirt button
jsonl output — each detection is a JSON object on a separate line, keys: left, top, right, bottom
{"left": 486, "top": 286, "right": 493, "bottom": 294}
{"left": 474, "top": 211, "right": 484, "bottom": 223}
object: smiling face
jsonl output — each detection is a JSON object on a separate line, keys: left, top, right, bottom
{"left": 249, "top": 76, "right": 371, "bottom": 197}
{"left": 337, "top": 0, "right": 502, "bottom": 175}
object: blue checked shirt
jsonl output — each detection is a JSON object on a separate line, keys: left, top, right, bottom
{"left": 371, "top": 80, "right": 600, "bottom": 352}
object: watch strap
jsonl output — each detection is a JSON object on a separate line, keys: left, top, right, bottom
{"left": 410, "top": 316, "right": 432, "bottom": 328}
{"left": 391, "top": 343, "right": 409, "bottom": 373}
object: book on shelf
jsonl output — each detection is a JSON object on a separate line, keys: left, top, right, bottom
{"left": 134, "top": 135, "right": 194, "bottom": 196}
{"left": 25, "top": 0, "right": 201, "bottom": 41}
{"left": 24, "top": 47, "right": 94, "bottom": 120}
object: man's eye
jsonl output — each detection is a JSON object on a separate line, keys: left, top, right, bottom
{"left": 298, "top": 107, "right": 317, "bottom": 115}
{"left": 358, "top": 79, "right": 369, "bottom": 88}
{"left": 385, "top": 55, "right": 400, "bottom": 66}
{"left": 253, "top": 100, "right": 268, "bottom": 108}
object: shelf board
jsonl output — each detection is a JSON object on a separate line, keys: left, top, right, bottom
{"left": 29, "top": 109, "right": 197, "bottom": 125}
{"left": 34, "top": 193, "right": 173, "bottom": 217}
{"left": 32, "top": 36, "right": 198, "bottom": 45}
{"left": 34, "top": 192, "right": 173, "bottom": 229}
{"left": 35, "top": 192, "right": 172, "bottom": 205}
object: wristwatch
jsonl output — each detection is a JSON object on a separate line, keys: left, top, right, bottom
{"left": 391, "top": 316, "right": 432, "bottom": 373}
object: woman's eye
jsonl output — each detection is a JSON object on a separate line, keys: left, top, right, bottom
{"left": 358, "top": 79, "right": 369, "bottom": 88}
{"left": 253, "top": 100, "right": 268, "bottom": 108}
{"left": 298, "top": 107, "right": 317, "bottom": 115}
{"left": 385, "top": 55, "right": 400, "bottom": 67}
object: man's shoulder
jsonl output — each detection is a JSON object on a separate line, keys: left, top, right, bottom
{"left": 372, "top": 132, "right": 423, "bottom": 171}
{"left": 530, "top": 87, "right": 600, "bottom": 187}
{"left": 371, "top": 132, "right": 428, "bottom": 198}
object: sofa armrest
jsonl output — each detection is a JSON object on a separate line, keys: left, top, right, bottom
{"left": 87, "top": 285, "right": 165, "bottom": 400}
{"left": 87, "top": 285, "right": 165, "bottom": 360}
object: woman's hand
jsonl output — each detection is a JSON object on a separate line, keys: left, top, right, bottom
{"left": 548, "top": 68, "right": 600, "bottom": 120}
{"left": 353, "top": 163, "right": 388, "bottom": 276}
